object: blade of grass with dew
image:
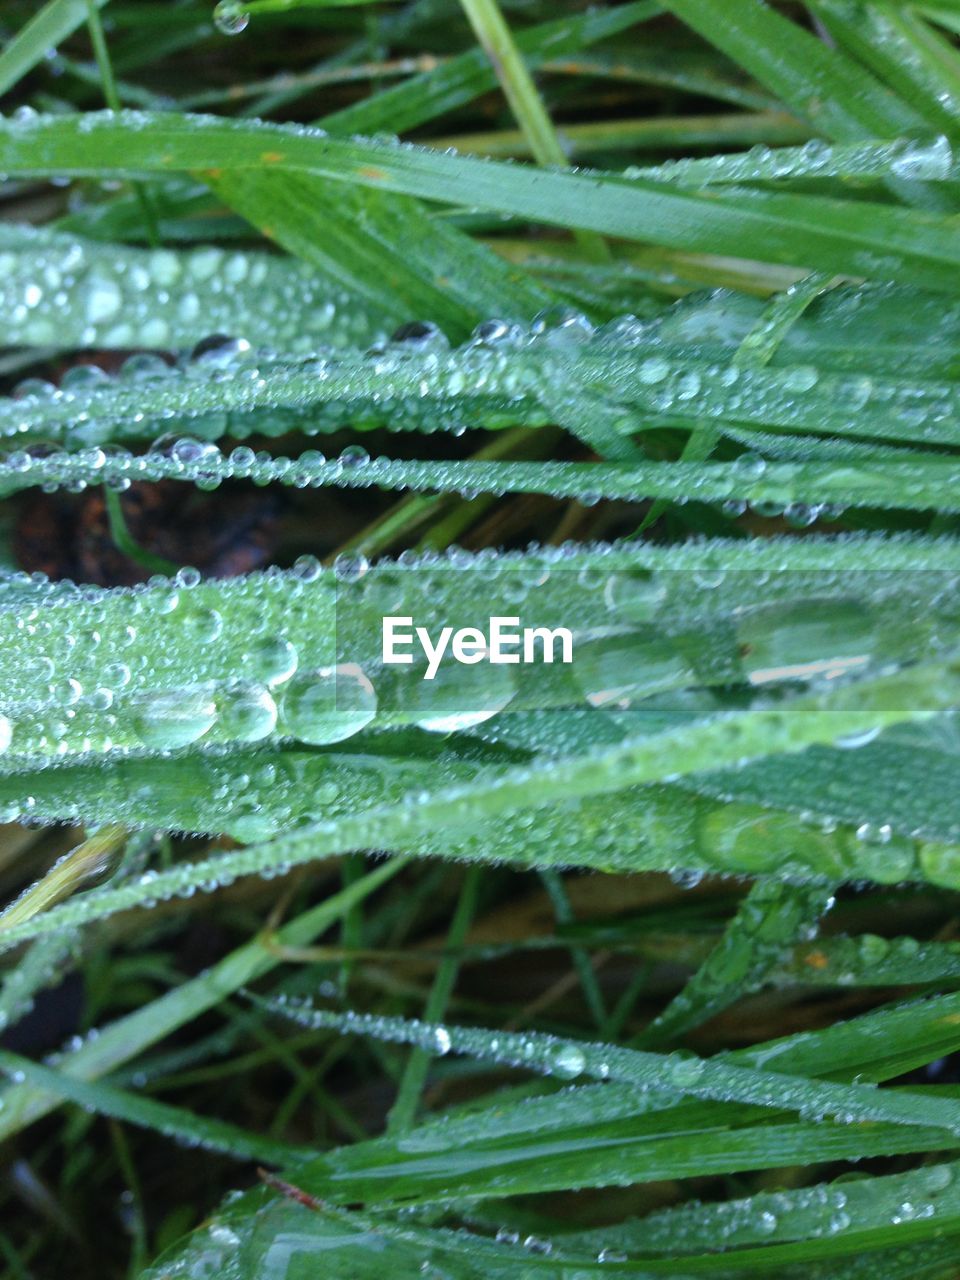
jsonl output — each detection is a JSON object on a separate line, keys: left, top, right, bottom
{"left": 9, "top": 307, "right": 960, "bottom": 454}
{"left": 810, "top": 0, "right": 960, "bottom": 135}
{"left": 10, "top": 112, "right": 960, "bottom": 293}
{"left": 0, "top": 1049, "right": 312, "bottom": 1166}
{"left": 0, "top": 535, "right": 954, "bottom": 773}
{"left": 627, "top": 134, "right": 959, "bottom": 191}
{"left": 207, "top": 169, "right": 555, "bottom": 339}
{"left": 13, "top": 439, "right": 960, "bottom": 517}
{"left": 636, "top": 879, "right": 837, "bottom": 1048}
{"left": 257, "top": 996, "right": 960, "bottom": 1142}
{"left": 137, "top": 992, "right": 960, "bottom": 1211}
{"left": 6, "top": 650, "right": 960, "bottom": 952}
{"left": 0, "top": 223, "right": 385, "bottom": 351}
{"left": 0, "top": 735, "right": 949, "bottom": 887}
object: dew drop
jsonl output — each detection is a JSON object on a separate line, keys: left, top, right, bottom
{"left": 390, "top": 320, "right": 446, "bottom": 349}
{"left": 923, "top": 1164, "right": 954, "bottom": 1192}
{"left": 246, "top": 636, "right": 298, "bottom": 686}
{"left": 279, "top": 664, "right": 377, "bottom": 744}
{"left": 339, "top": 444, "right": 369, "bottom": 469}
{"left": 102, "top": 662, "right": 131, "bottom": 690}
{"left": 668, "top": 1056, "right": 706, "bottom": 1086}
{"left": 172, "top": 437, "right": 220, "bottom": 466}
{"left": 333, "top": 552, "right": 369, "bottom": 583}
{"left": 410, "top": 660, "right": 515, "bottom": 734}
{"left": 213, "top": 2, "right": 249, "bottom": 35}
{"left": 782, "top": 366, "right": 819, "bottom": 392}
{"left": 185, "top": 608, "right": 223, "bottom": 644}
{"left": 189, "top": 332, "right": 250, "bottom": 364}
{"left": 130, "top": 687, "right": 216, "bottom": 749}
{"left": 120, "top": 354, "right": 171, "bottom": 384}
{"left": 639, "top": 356, "right": 670, "bottom": 384}
{"left": 292, "top": 554, "right": 322, "bottom": 583}
{"left": 217, "top": 685, "right": 278, "bottom": 743}
{"left": 733, "top": 451, "right": 766, "bottom": 479}
{"left": 550, "top": 1043, "right": 586, "bottom": 1079}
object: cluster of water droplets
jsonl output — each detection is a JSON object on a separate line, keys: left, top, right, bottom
{"left": 3, "top": 431, "right": 943, "bottom": 527}
{"left": 0, "top": 539, "right": 954, "bottom": 893}
{"left": 0, "top": 558, "right": 383, "bottom": 765}
{"left": 0, "top": 227, "right": 376, "bottom": 352}
{"left": 258, "top": 994, "right": 960, "bottom": 1139}
{"left": 598, "top": 1161, "right": 958, "bottom": 1256}
{"left": 0, "top": 291, "right": 956, "bottom": 474}
{"left": 629, "top": 134, "right": 955, "bottom": 188}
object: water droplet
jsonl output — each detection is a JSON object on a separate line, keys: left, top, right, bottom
{"left": 603, "top": 571, "right": 666, "bottom": 620}
{"left": 213, "top": 2, "right": 249, "bottom": 35}
{"left": 471, "top": 318, "right": 513, "bottom": 345}
{"left": 835, "top": 725, "right": 882, "bottom": 750}
{"left": 782, "top": 366, "right": 819, "bottom": 392}
{"left": 575, "top": 633, "right": 691, "bottom": 707}
{"left": 333, "top": 552, "right": 369, "bottom": 583}
{"left": 102, "top": 662, "right": 131, "bottom": 690}
{"left": 409, "top": 659, "right": 515, "bottom": 733}
{"left": 279, "top": 664, "right": 377, "bottom": 744}
{"left": 668, "top": 1056, "right": 706, "bottom": 1086}
{"left": 172, "top": 437, "right": 220, "bottom": 466}
{"left": 550, "top": 1043, "right": 586, "bottom": 1079}
{"left": 217, "top": 685, "right": 278, "bottom": 743}
{"left": 246, "top": 636, "right": 298, "bottom": 686}
{"left": 389, "top": 320, "right": 446, "bottom": 350}
{"left": 923, "top": 1164, "right": 954, "bottom": 1192}
{"left": 339, "top": 444, "right": 369, "bottom": 468}
{"left": 130, "top": 687, "right": 216, "bottom": 749}
{"left": 639, "top": 357, "right": 670, "bottom": 384}
{"left": 185, "top": 608, "right": 223, "bottom": 643}
{"left": 736, "top": 598, "right": 874, "bottom": 688}
{"left": 62, "top": 364, "right": 108, "bottom": 391}
{"left": 891, "top": 134, "right": 953, "bottom": 180}
{"left": 189, "top": 332, "right": 250, "bottom": 364}
{"left": 292, "top": 554, "right": 322, "bottom": 582}
{"left": 733, "top": 451, "right": 766, "bottom": 479}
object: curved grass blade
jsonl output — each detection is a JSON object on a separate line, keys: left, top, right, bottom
{"left": 8, "top": 312, "right": 960, "bottom": 455}
{"left": 0, "top": 0, "right": 110, "bottom": 98}
{"left": 0, "top": 1049, "right": 310, "bottom": 1166}
{"left": 659, "top": 0, "right": 924, "bottom": 139}
{"left": 8, "top": 113, "right": 960, "bottom": 293}
{"left": 13, "top": 444, "right": 960, "bottom": 517}
{"left": 810, "top": 0, "right": 960, "bottom": 135}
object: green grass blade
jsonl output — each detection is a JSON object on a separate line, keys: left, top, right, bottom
{"left": 0, "top": 0, "right": 110, "bottom": 98}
